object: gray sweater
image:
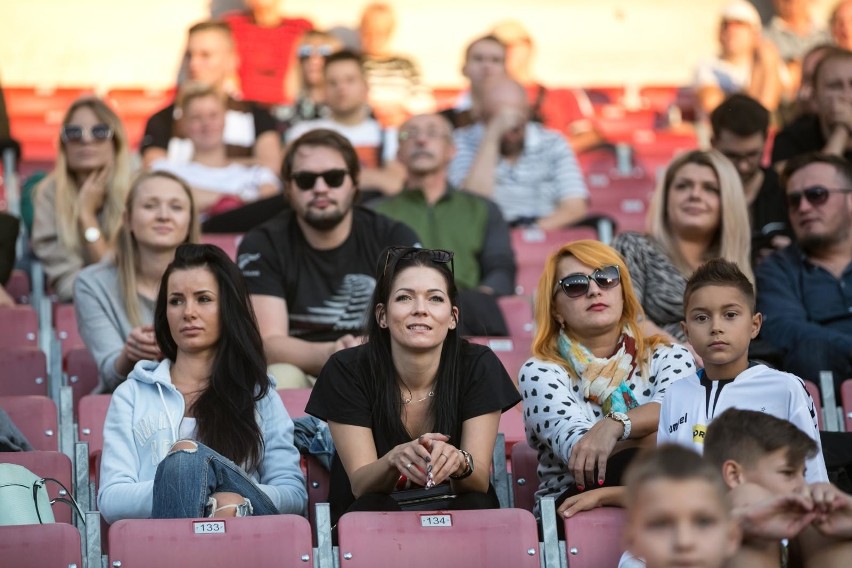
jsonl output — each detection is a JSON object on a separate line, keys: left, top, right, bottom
{"left": 73, "top": 261, "right": 155, "bottom": 393}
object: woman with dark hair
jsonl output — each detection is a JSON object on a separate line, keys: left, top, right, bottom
{"left": 306, "top": 246, "right": 521, "bottom": 524}
{"left": 98, "top": 244, "right": 306, "bottom": 523}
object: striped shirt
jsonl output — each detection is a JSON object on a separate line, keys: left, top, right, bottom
{"left": 447, "top": 122, "right": 587, "bottom": 223}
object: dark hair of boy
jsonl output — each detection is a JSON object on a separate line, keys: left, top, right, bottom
{"left": 704, "top": 408, "right": 817, "bottom": 472}
{"left": 624, "top": 444, "right": 728, "bottom": 507}
{"left": 323, "top": 49, "right": 364, "bottom": 73}
{"left": 683, "top": 258, "right": 756, "bottom": 313}
{"left": 710, "top": 94, "right": 770, "bottom": 139}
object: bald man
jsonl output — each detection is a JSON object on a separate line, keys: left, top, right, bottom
{"left": 447, "top": 77, "right": 587, "bottom": 230}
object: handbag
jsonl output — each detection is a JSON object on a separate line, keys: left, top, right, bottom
{"left": 0, "top": 463, "right": 83, "bottom": 526}
{"left": 390, "top": 482, "right": 456, "bottom": 511}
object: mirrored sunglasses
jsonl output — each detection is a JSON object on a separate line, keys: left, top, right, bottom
{"left": 555, "top": 265, "right": 621, "bottom": 298}
{"left": 61, "top": 123, "right": 114, "bottom": 143}
{"left": 297, "top": 44, "right": 334, "bottom": 59}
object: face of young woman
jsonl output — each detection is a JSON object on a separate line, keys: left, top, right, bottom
{"left": 129, "top": 176, "right": 192, "bottom": 252}
{"left": 166, "top": 267, "right": 221, "bottom": 357}
{"left": 665, "top": 163, "right": 722, "bottom": 240}
{"left": 552, "top": 256, "right": 624, "bottom": 341}
{"left": 377, "top": 265, "right": 458, "bottom": 355}
{"left": 63, "top": 105, "right": 115, "bottom": 174}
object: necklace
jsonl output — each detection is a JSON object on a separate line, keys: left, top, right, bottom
{"left": 401, "top": 383, "right": 435, "bottom": 405}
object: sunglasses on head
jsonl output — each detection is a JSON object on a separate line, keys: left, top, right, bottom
{"left": 297, "top": 44, "right": 334, "bottom": 59}
{"left": 554, "top": 265, "right": 621, "bottom": 298}
{"left": 61, "top": 124, "right": 114, "bottom": 143}
{"left": 382, "top": 246, "right": 455, "bottom": 277}
{"left": 787, "top": 185, "right": 852, "bottom": 210}
{"left": 290, "top": 169, "right": 349, "bottom": 190}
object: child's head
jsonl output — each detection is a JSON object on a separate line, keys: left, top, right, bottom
{"left": 681, "top": 259, "right": 761, "bottom": 376}
{"left": 704, "top": 408, "right": 816, "bottom": 495}
{"left": 624, "top": 444, "right": 740, "bottom": 568}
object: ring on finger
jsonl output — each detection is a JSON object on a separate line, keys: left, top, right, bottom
{"left": 406, "top": 462, "right": 413, "bottom": 470}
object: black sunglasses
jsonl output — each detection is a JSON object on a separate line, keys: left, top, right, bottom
{"left": 61, "top": 123, "right": 113, "bottom": 143}
{"left": 290, "top": 169, "right": 349, "bottom": 191}
{"left": 554, "top": 265, "right": 621, "bottom": 298}
{"left": 382, "top": 246, "right": 454, "bottom": 277}
{"left": 787, "top": 185, "right": 852, "bottom": 210}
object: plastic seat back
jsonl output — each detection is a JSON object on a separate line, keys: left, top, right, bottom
{"left": 0, "top": 347, "right": 47, "bottom": 396}
{"left": 0, "top": 522, "right": 82, "bottom": 567}
{"left": 77, "top": 394, "right": 112, "bottom": 459}
{"left": 0, "top": 395, "right": 58, "bottom": 450}
{"left": 0, "top": 306, "right": 38, "bottom": 349}
{"left": 336, "top": 508, "right": 540, "bottom": 567}
{"left": 510, "top": 442, "right": 539, "bottom": 513}
{"left": 108, "top": 515, "right": 313, "bottom": 567}
{"left": 0, "top": 450, "right": 74, "bottom": 523}
{"left": 841, "top": 379, "right": 852, "bottom": 432}
{"left": 278, "top": 388, "right": 311, "bottom": 419}
{"left": 563, "top": 507, "right": 628, "bottom": 568}
{"left": 64, "top": 347, "right": 98, "bottom": 412}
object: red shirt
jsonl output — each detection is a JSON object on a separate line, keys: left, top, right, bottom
{"left": 223, "top": 12, "right": 313, "bottom": 105}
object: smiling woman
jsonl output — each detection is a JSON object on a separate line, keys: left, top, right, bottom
{"left": 306, "top": 246, "right": 521, "bottom": 526}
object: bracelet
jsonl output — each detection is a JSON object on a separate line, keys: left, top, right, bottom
{"left": 449, "top": 449, "right": 474, "bottom": 480}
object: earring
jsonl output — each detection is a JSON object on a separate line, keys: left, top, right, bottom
{"left": 379, "top": 322, "right": 387, "bottom": 328}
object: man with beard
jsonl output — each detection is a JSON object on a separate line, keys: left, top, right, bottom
{"left": 373, "top": 113, "right": 515, "bottom": 336}
{"left": 447, "top": 77, "right": 587, "bottom": 229}
{"left": 756, "top": 152, "right": 852, "bottom": 394}
{"left": 237, "top": 129, "right": 418, "bottom": 387}
{"left": 710, "top": 94, "right": 792, "bottom": 264}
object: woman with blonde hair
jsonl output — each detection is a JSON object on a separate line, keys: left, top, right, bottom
{"left": 74, "top": 171, "right": 200, "bottom": 393}
{"left": 612, "top": 149, "right": 751, "bottom": 348}
{"left": 520, "top": 240, "right": 694, "bottom": 528}
{"left": 32, "top": 96, "right": 132, "bottom": 301}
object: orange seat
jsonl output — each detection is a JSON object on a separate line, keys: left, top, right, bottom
{"left": 0, "top": 395, "right": 58, "bottom": 450}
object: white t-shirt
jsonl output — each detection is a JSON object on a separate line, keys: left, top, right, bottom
{"left": 285, "top": 117, "right": 398, "bottom": 166}
{"left": 657, "top": 364, "right": 828, "bottom": 483}
{"left": 693, "top": 57, "right": 751, "bottom": 95}
{"left": 152, "top": 160, "right": 280, "bottom": 201}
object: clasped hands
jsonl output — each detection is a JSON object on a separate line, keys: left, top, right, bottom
{"left": 390, "top": 433, "right": 465, "bottom": 488}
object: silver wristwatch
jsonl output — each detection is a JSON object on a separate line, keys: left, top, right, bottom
{"left": 605, "top": 411, "right": 631, "bottom": 440}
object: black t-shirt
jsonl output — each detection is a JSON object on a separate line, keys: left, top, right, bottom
{"left": 140, "top": 97, "right": 277, "bottom": 158}
{"left": 305, "top": 341, "right": 522, "bottom": 521}
{"left": 751, "top": 166, "right": 793, "bottom": 261}
{"left": 771, "top": 113, "right": 852, "bottom": 165}
{"left": 237, "top": 206, "right": 419, "bottom": 342}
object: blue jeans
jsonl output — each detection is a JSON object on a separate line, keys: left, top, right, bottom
{"left": 151, "top": 440, "right": 278, "bottom": 518}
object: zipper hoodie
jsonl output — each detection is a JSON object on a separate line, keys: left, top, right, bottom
{"left": 97, "top": 359, "right": 306, "bottom": 523}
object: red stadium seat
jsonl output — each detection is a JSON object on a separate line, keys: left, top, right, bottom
{"left": 588, "top": 177, "right": 655, "bottom": 235}
{"left": 278, "top": 388, "right": 311, "bottom": 419}
{"left": 498, "top": 404, "right": 526, "bottom": 454}
{"left": 841, "top": 379, "right": 852, "bottom": 433}
{"left": 0, "top": 395, "right": 58, "bottom": 451}
{"left": 78, "top": 394, "right": 111, "bottom": 466}
{"left": 804, "top": 380, "right": 824, "bottom": 431}
{"left": 108, "top": 515, "right": 313, "bottom": 567}
{"left": 511, "top": 226, "right": 599, "bottom": 295}
{"left": 106, "top": 87, "right": 175, "bottom": 149}
{"left": 200, "top": 233, "right": 243, "bottom": 261}
{"left": 336, "top": 508, "right": 540, "bottom": 567}
{"left": 466, "top": 336, "right": 530, "bottom": 383}
{"left": 5, "top": 269, "right": 31, "bottom": 304}
{"left": 510, "top": 441, "right": 539, "bottom": 513}
{"left": 65, "top": 347, "right": 99, "bottom": 411}
{"left": 497, "top": 295, "right": 534, "bottom": 342}
{"left": 0, "top": 347, "right": 47, "bottom": 396}
{"left": 563, "top": 507, "right": 628, "bottom": 568}
{"left": 53, "top": 302, "right": 85, "bottom": 359}
{"left": 0, "top": 523, "right": 82, "bottom": 567}
{"left": 0, "top": 306, "right": 39, "bottom": 349}
{"left": 0, "top": 450, "right": 74, "bottom": 523}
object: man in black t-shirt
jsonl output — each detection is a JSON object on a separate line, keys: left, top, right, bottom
{"left": 710, "top": 94, "right": 793, "bottom": 264}
{"left": 237, "top": 129, "right": 418, "bottom": 387}
{"left": 140, "top": 21, "right": 281, "bottom": 172}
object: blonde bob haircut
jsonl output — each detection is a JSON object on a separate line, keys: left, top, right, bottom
{"left": 647, "top": 149, "right": 753, "bottom": 283}
{"left": 48, "top": 96, "right": 132, "bottom": 255}
{"left": 532, "top": 240, "right": 667, "bottom": 376}
{"left": 115, "top": 171, "right": 201, "bottom": 327}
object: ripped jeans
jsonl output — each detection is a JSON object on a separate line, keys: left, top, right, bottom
{"left": 151, "top": 440, "right": 278, "bottom": 519}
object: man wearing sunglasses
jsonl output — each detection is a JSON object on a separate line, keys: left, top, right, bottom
{"left": 237, "top": 129, "right": 418, "bottom": 388}
{"left": 756, "top": 152, "right": 852, "bottom": 395}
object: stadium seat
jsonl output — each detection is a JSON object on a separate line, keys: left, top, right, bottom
{"left": 804, "top": 380, "right": 824, "bottom": 431}
{"left": 53, "top": 302, "right": 85, "bottom": 359}
{"left": 841, "top": 379, "right": 852, "bottom": 433}
{"left": 64, "top": 347, "right": 98, "bottom": 411}
{"left": 498, "top": 404, "right": 526, "bottom": 454}
{"left": 0, "top": 450, "right": 74, "bottom": 523}
{"left": 511, "top": 226, "right": 599, "bottom": 295}
{"left": 78, "top": 394, "right": 111, "bottom": 471}
{"left": 563, "top": 507, "right": 628, "bottom": 568}
{"left": 278, "top": 388, "right": 311, "bottom": 419}
{"left": 0, "top": 522, "right": 83, "bottom": 567}
{"left": 106, "top": 87, "right": 174, "bottom": 149}
{"left": 336, "top": 508, "right": 541, "bottom": 567}
{"left": 5, "top": 86, "right": 93, "bottom": 162}
{"left": 5, "top": 269, "right": 31, "bottom": 304}
{"left": 200, "top": 233, "right": 243, "bottom": 261}
{"left": 0, "top": 306, "right": 39, "bottom": 349}
{"left": 0, "top": 395, "right": 58, "bottom": 451}
{"left": 0, "top": 347, "right": 48, "bottom": 396}
{"left": 466, "top": 336, "right": 530, "bottom": 383}
{"left": 108, "top": 515, "right": 313, "bottom": 567}
{"left": 497, "top": 295, "right": 534, "bottom": 342}
{"left": 510, "top": 441, "right": 539, "bottom": 513}
{"left": 306, "top": 453, "right": 330, "bottom": 533}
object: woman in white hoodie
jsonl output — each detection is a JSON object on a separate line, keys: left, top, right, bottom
{"left": 98, "top": 243, "right": 306, "bottom": 523}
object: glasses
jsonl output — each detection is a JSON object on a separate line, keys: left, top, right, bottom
{"left": 382, "top": 246, "right": 455, "bottom": 277}
{"left": 398, "top": 127, "right": 450, "bottom": 142}
{"left": 787, "top": 185, "right": 852, "bottom": 210}
{"left": 290, "top": 169, "right": 349, "bottom": 190}
{"left": 297, "top": 44, "right": 334, "bottom": 59}
{"left": 554, "top": 265, "right": 621, "bottom": 298}
{"left": 61, "top": 124, "right": 114, "bottom": 143}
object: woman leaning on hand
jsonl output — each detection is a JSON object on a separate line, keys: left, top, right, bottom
{"left": 520, "top": 240, "right": 695, "bottom": 524}
{"left": 306, "top": 246, "right": 521, "bottom": 525}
